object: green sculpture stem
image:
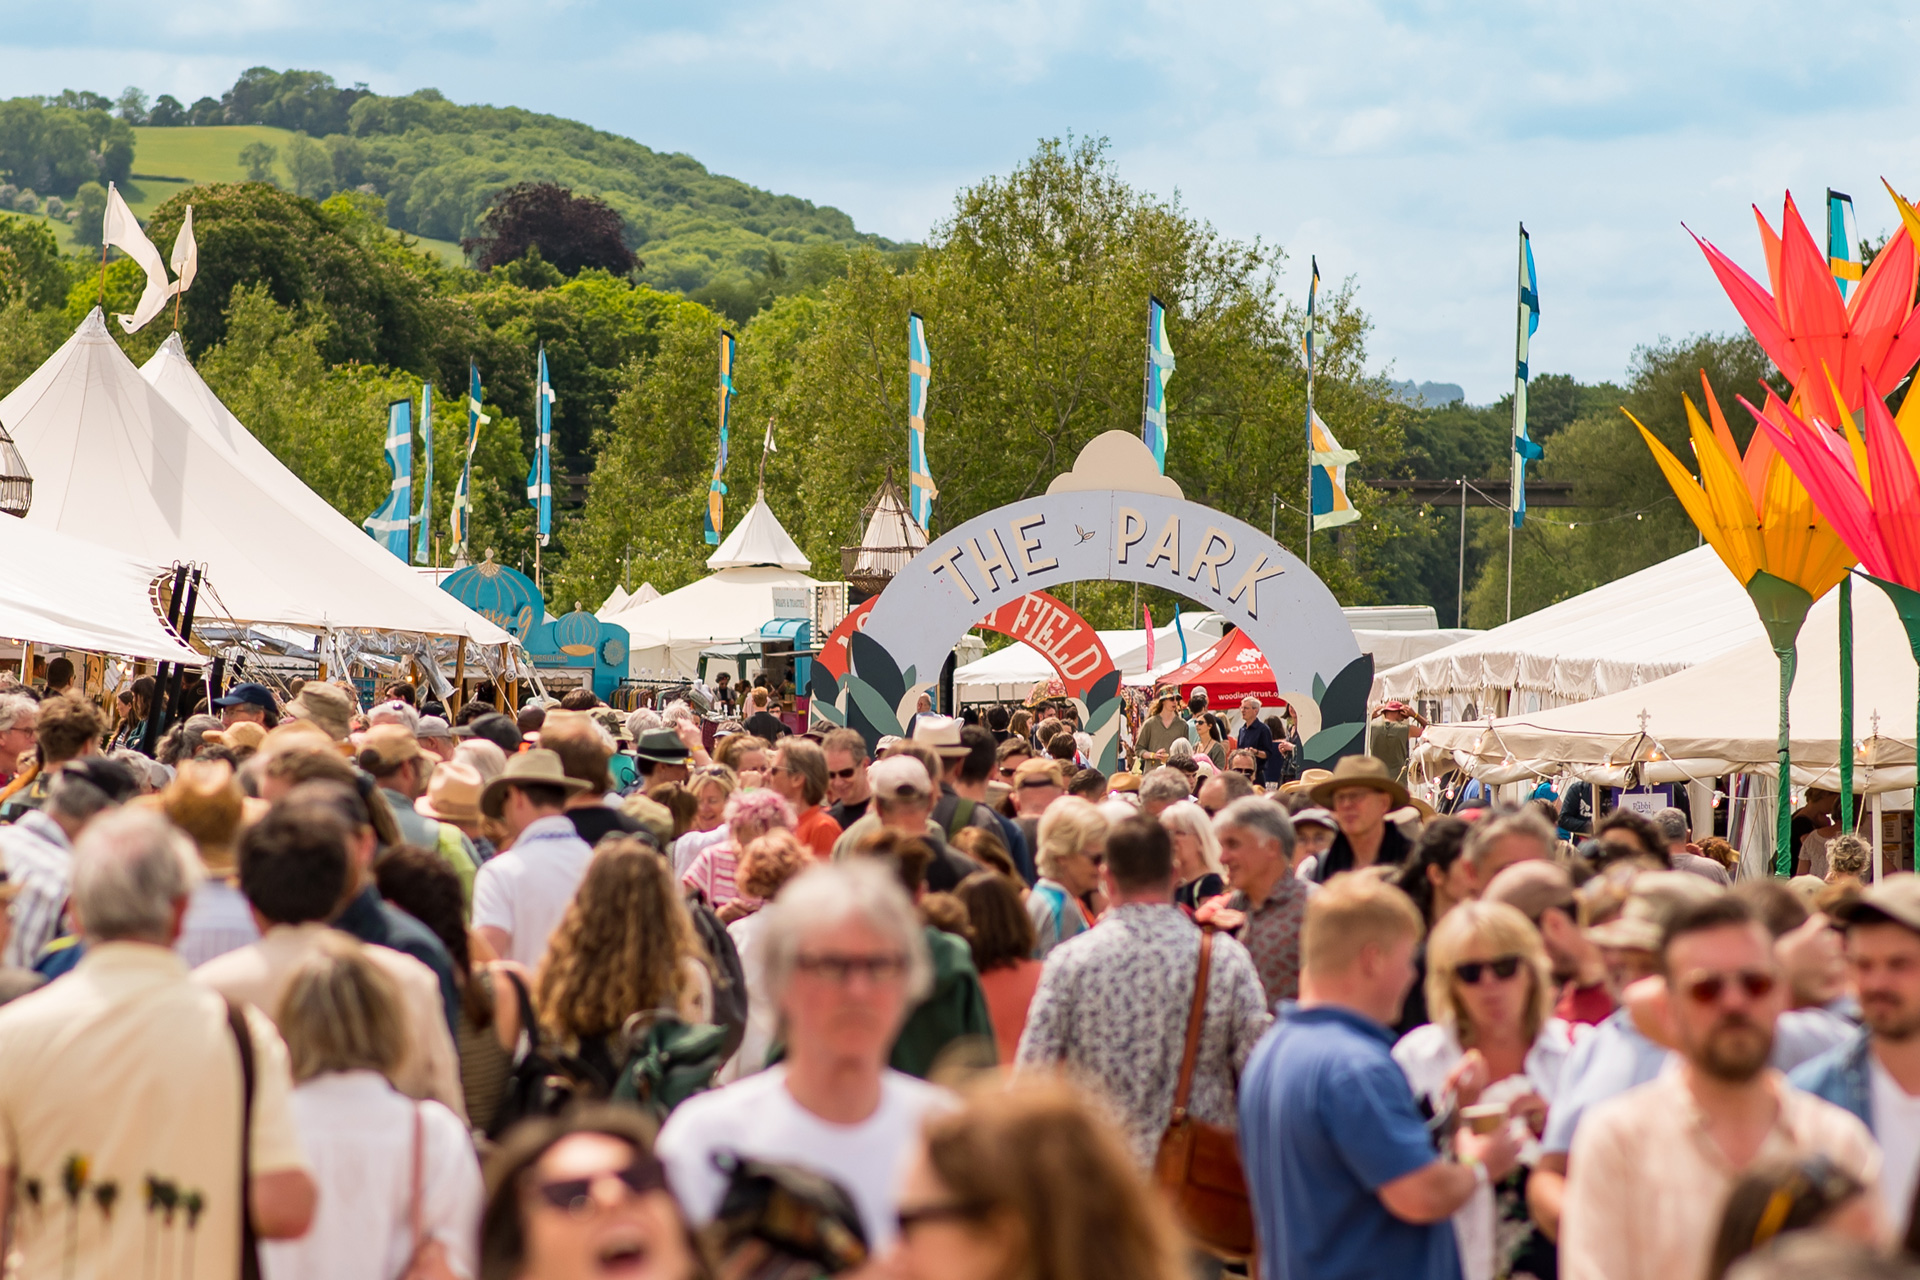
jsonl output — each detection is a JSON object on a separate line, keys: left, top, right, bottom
{"left": 1747, "top": 572, "right": 1815, "bottom": 878}
{"left": 1840, "top": 575, "right": 1854, "bottom": 833}
{"left": 1864, "top": 576, "right": 1920, "bottom": 869}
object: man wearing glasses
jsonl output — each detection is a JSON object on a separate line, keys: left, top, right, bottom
{"left": 823, "top": 728, "right": 874, "bottom": 829}
{"left": 1561, "top": 895, "right": 1878, "bottom": 1280}
{"left": 657, "top": 862, "right": 950, "bottom": 1249}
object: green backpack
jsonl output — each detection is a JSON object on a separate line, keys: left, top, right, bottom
{"left": 610, "top": 1012, "right": 730, "bottom": 1120}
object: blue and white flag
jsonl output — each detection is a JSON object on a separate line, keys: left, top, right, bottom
{"left": 1510, "top": 226, "right": 1543, "bottom": 529}
{"left": 705, "top": 332, "right": 735, "bottom": 545}
{"left": 527, "top": 347, "right": 554, "bottom": 547}
{"left": 1829, "top": 188, "right": 1862, "bottom": 300}
{"left": 1142, "top": 296, "right": 1175, "bottom": 473}
{"left": 412, "top": 383, "right": 434, "bottom": 565}
{"left": 364, "top": 398, "right": 413, "bottom": 560}
{"left": 907, "top": 312, "right": 937, "bottom": 531}
{"left": 453, "top": 362, "right": 489, "bottom": 558}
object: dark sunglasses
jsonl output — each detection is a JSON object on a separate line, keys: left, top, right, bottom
{"left": 828, "top": 766, "right": 859, "bottom": 781}
{"left": 795, "top": 953, "right": 909, "bottom": 984}
{"left": 897, "top": 1200, "right": 988, "bottom": 1235}
{"left": 1683, "top": 969, "right": 1777, "bottom": 1005}
{"left": 531, "top": 1155, "right": 666, "bottom": 1215}
{"left": 1232, "top": 767, "right": 1256, "bottom": 777}
{"left": 1017, "top": 779, "right": 1058, "bottom": 791}
{"left": 1454, "top": 955, "right": 1524, "bottom": 985}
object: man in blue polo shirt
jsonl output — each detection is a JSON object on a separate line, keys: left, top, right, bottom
{"left": 1240, "top": 873, "right": 1517, "bottom": 1279}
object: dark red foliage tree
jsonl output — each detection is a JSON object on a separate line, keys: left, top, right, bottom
{"left": 461, "top": 182, "right": 637, "bottom": 277}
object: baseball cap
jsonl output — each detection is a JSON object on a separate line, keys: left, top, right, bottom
{"left": 868, "top": 754, "right": 932, "bottom": 800}
{"left": 211, "top": 682, "right": 278, "bottom": 713}
{"left": 1834, "top": 874, "right": 1920, "bottom": 934}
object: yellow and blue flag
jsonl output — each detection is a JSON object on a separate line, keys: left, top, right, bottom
{"left": 1142, "top": 297, "right": 1175, "bottom": 472}
{"left": 705, "top": 332, "right": 735, "bottom": 545}
{"left": 1310, "top": 409, "right": 1360, "bottom": 532}
{"left": 1511, "top": 226, "right": 1543, "bottom": 528}
{"left": 364, "top": 398, "right": 413, "bottom": 560}
{"left": 412, "top": 383, "right": 433, "bottom": 565}
{"left": 1829, "top": 189, "right": 1862, "bottom": 300}
{"left": 527, "top": 347, "right": 555, "bottom": 547}
{"left": 454, "top": 362, "right": 488, "bottom": 557}
{"left": 907, "top": 313, "right": 936, "bottom": 531}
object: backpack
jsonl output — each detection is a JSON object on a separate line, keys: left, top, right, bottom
{"left": 684, "top": 892, "right": 749, "bottom": 1062}
{"left": 610, "top": 1010, "right": 730, "bottom": 1120}
{"left": 708, "top": 1153, "right": 870, "bottom": 1280}
{"left": 485, "top": 968, "right": 581, "bottom": 1140}
{"left": 942, "top": 796, "right": 977, "bottom": 840}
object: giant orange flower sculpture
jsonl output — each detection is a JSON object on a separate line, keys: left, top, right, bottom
{"left": 1691, "top": 188, "right": 1920, "bottom": 422}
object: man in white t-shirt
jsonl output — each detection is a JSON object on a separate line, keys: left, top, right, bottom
{"left": 471, "top": 749, "right": 593, "bottom": 967}
{"left": 1790, "top": 875, "right": 1920, "bottom": 1232}
{"left": 657, "top": 861, "right": 949, "bottom": 1249}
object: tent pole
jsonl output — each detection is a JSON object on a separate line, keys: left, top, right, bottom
{"left": 454, "top": 639, "right": 467, "bottom": 714}
{"left": 1874, "top": 790, "right": 1885, "bottom": 882}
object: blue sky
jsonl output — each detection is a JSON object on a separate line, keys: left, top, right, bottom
{"left": 11, "top": 0, "right": 1920, "bottom": 401}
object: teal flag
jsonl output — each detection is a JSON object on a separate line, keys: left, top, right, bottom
{"left": 527, "top": 347, "right": 554, "bottom": 546}
{"left": 1142, "top": 297, "right": 1175, "bottom": 472}
{"left": 364, "top": 398, "right": 413, "bottom": 560}
{"left": 1510, "top": 226, "right": 1543, "bottom": 528}
{"left": 412, "top": 382, "right": 433, "bottom": 565}
{"left": 907, "top": 313, "right": 937, "bottom": 531}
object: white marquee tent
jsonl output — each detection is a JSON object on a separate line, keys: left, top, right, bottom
{"left": 138, "top": 333, "right": 509, "bottom": 643}
{"left": 599, "top": 498, "right": 821, "bottom": 678}
{"left": 0, "top": 312, "right": 511, "bottom": 642}
{"left": 0, "top": 516, "right": 205, "bottom": 664}
{"left": 1419, "top": 582, "right": 1916, "bottom": 794}
{"left": 1373, "top": 546, "right": 1765, "bottom": 713}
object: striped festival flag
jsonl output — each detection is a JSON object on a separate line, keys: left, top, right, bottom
{"left": 453, "top": 362, "right": 489, "bottom": 558}
{"left": 363, "top": 398, "right": 413, "bottom": 560}
{"left": 1141, "top": 297, "right": 1176, "bottom": 473}
{"left": 705, "top": 332, "right": 736, "bottom": 545}
{"left": 527, "top": 347, "right": 555, "bottom": 547}
{"left": 1828, "top": 189, "right": 1862, "bottom": 300}
{"left": 412, "top": 383, "right": 433, "bottom": 565}
{"left": 907, "top": 312, "right": 937, "bottom": 532}
{"left": 1510, "top": 226, "right": 1543, "bottom": 528}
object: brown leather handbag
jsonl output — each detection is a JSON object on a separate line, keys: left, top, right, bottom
{"left": 1152, "top": 928, "right": 1256, "bottom": 1260}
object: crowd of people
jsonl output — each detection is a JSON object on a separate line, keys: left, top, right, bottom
{"left": 0, "top": 667, "right": 1917, "bottom": 1280}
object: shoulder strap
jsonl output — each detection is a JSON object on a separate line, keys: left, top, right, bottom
{"left": 946, "top": 797, "right": 975, "bottom": 838}
{"left": 1170, "top": 929, "right": 1213, "bottom": 1124}
{"left": 225, "top": 999, "right": 261, "bottom": 1280}
{"left": 501, "top": 966, "right": 543, "bottom": 1059}
{"left": 409, "top": 1104, "right": 425, "bottom": 1255}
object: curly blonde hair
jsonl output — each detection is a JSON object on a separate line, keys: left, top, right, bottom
{"left": 536, "top": 837, "right": 708, "bottom": 1044}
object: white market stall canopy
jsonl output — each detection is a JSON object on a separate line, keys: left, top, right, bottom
{"left": 1419, "top": 581, "right": 1919, "bottom": 794}
{"left": 138, "top": 334, "right": 510, "bottom": 644}
{"left": 0, "top": 517, "right": 204, "bottom": 664}
{"left": 1373, "top": 546, "right": 1765, "bottom": 708}
{"left": 0, "top": 313, "right": 512, "bottom": 642}
{"left": 958, "top": 614, "right": 1230, "bottom": 703}
{"left": 600, "top": 499, "right": 820, "bottom": 678}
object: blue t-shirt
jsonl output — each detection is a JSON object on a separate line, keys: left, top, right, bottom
{"left": 1236, "top": 719, "right": 1279, "bottom": 786}
{"left": 1240, "top": 1003, "right": 1458, "bottom": 1280}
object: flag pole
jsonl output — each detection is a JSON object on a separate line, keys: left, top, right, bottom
{"left": 1304, "top": 264, "right": 1316, "bottom": 572}
{"left": 1507, "top": 223, "right": 1527, "bottom": 624}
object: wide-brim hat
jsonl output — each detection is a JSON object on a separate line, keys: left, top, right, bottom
{"left": 1309, "top": 756, "right": 1411, "bottom": 810}
{"left": 634, "top": 727, "right": 692, "bottom": 764}
{"left": 416, "top": 759, "right": 484, "bottom": 824}
{"left": 911, "top": 714, "right": 970, "bottom": 759}
{"left": 1280, "top": 768, "right": 1333, "bottom": 797}
{"left": 480, "top": 748, "right": 593, "bottom": 818}
{"left": 284, "top": 682, "right": 355, "bottom": 742}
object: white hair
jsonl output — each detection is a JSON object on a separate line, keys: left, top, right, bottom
{"left": 1166, "top": 737, "right": 1195, "bottom": 763}
{"left": 0, "top": 694, "right": 36, "bottom": 734}
{"left": 365, "top": 700, "right": 420, "bottom": 734}
{"left": 1213, "top": 795, "right": 1296, "bottom": 856}
{"left": 72, "top": 809, "right": 204, "bottom": 943}
{"left": 1159, "top": 801, "right": 1225, "bottom": 877}
{"left": 758, "top": 862, "right": 933, "bottom": 1007}
{"left": 625, "top": 707, "right": 663, "bottom": 739}
{"left": 1139, "top": 766, "right": 1191, "bottom": 806}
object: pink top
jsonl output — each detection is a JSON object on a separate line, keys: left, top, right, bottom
{"left": 682, "top": 842, "right": 743, "bottom": 909}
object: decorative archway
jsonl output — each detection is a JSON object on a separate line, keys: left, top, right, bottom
{"left": 815, "top": 591, "right": 1117, "bottom": 702}
{"left": 816, "top": 432, "right": 1369, "bottom": 772}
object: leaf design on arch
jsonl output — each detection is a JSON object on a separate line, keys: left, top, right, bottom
{"left": 808, "top": 662, "right": 841, "bottom": 707}
{"left": 1085, "top": 669, "right": 1122, "bottom": 711}
{"left": 848, "top": 631, "right": 907, "bottom": 710}
{"left": 846, "top": 677, "right": 905, "bottom": 743}
{"left": 1302, "top": 720, "right": 1365, "bottom": 768}
{"left": 1084, "top": 695, "right": 1124, "bottom": 735}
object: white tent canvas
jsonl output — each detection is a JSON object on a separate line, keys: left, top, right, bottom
{"left": 1373, "top": 546, "right": 1764, "bottom": 709}
{"left": 1420, "top": 582, "right": 1918, "bottom": 793}
{"left": 137, "top": 333, "right": 509, "bottom": 643}
{"left": 601, "top": 566, "right": 820, "bottom": 678}
{"left": 707, "top": 497, "right": 811, "bottom": 571}
{"left": 0, "top": 516, "right": 204, "bottom": 664}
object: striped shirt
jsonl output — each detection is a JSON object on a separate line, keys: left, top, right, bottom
{"left": 0, "top": 810, "right": 71, "bottom": 968}
{"left": 682, "top": 841, "right": 747, "bottom": 911}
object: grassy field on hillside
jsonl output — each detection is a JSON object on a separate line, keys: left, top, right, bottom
{"left": 132, "top": 126, "right": 467, "bottom": 266}
{"left": 5, "top": 126, "right": 466, "bottom": 269}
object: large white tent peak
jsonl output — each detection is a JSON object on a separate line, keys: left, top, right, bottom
{"left": 0, "top": 311, "right": 509, "bottom": 641}
{"left": 138, "top": 333, "right": 508, "bottom": 643}
{"left": 706, "top": 497, "right": 811, "bottom": 571}
{"left": 1373, "top": 546, "right": 1764, "bottom": 707}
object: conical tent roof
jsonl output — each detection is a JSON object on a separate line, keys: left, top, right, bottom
{"left": 850, "top": 478, "right": 926, "bottom": 578}
{"left": 0, "top": 516, "right": 204, "bottom": 663}
{"left": 706, "top": 496, "right": 812, "bottom": 571}
{"left": 0, "top": 311, "right": 510, "bottom": 640}
{"left": 138, "top": 333, "right": 509, "bottom": 642}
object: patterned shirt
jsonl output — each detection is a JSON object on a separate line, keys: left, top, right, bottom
{"left": 0, "top": 810, "right": 70, "bottom": 968}
{"left": 1015, "top": 903, "right": 1271, "bottom": 1166}
{"left": 1230, "top": 875, "right": 1312, "bottom": 1008}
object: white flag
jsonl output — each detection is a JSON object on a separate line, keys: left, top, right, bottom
{"left": 103, "top": 183, "right": 174, "bottom": 334}
{"left": 168, "top": 205, "right": 196, "bottom": 298}
{"left": 764, "top": 419, "right": 777, "bottom": 453}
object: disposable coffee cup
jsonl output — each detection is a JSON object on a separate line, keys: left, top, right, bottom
{"left": 1460, "top": 1104, "right": 1506, "bottom": 1134}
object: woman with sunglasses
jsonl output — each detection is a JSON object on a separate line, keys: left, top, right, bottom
{"left": 1192, "top": 712, "right": 1230, "bottom": 771}
{"left": 1392, "top": 900, "right": 1572, "bottom": 1280}
{"left": 482, "top": 1107, "right": 709, "bottom": 1280}
{"left": 1705, "top": 1154, "right": 1876, "bottom": 1280}
{"left": 1157, "top": 800, "right": 1225, "bottom": 911}
{"left": 884, "top": 1079, "right": 1187, "bottom": 1280}
{"left": 669, "top": 765, "right": 736, "bottom": 875}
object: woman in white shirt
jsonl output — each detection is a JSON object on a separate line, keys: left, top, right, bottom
{"left": 266, "top": 933, "right": 484, "bottom": 1280}
{"left": 1393, "top": 900, "right": 1572, "bottom": 1280}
